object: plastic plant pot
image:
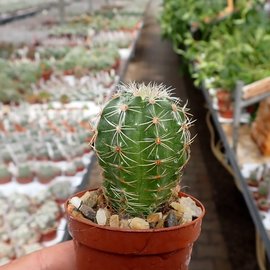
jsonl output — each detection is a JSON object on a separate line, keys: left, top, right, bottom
{"left": 41, "top": 229, "right": 57, "bottom": 242}
{"left": 66, "top": 82, "right": 206, "bottom": 269}
{"left": 65, "top": 190, "right": 205, "bottom": 270}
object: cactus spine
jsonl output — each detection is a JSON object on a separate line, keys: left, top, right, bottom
{"left": 93, "top": 83, "right": 192, "bottom": 216}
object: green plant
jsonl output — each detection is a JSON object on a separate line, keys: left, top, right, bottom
{"left": 17, "top": 165, "right": 32, "bottom": 178}
{"left": 1, "top": 151, "right": 12, "bottom": 163}
{"left": 57, "top": 45, "right": 119, "bottom": 72}
{"left": 39, "top": 60, "right": 53, "bottom": 73}
{"left": 0, "top": 165, "right": 11, "bottom": 179}
{"left": 39, "top": 47, "right": 70, "bottom": 60}
{"left": 37, "top": 91, "right": 52, "bottom": 103}
{"left": 258, "top": 181, "right": 269, "bottom": 197}
{"left": 180, "top": 5, "right": 270, "bottom": 91}
{"left": 0, "top": 74, "right": 20, "bottom": 103}
{"left": 37, "top": 165, "right": 60, "bottom": 181}
{"left": 160, "top": 0, "right": 227, "bottom": 49}
{"left": 93, "top": 83, "right": 192, "bottom": 216}
{"left": 65, "top": 165, "right": 77, "bottom": 176}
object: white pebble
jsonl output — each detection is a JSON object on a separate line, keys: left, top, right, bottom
{"left": 96, "top": 208, "right": 110, "bottom": 225}
{"left": 81, "top": 191, "right": 98, "bottom": 208}
{"left": 109, "top": 215, "right": 120, "bottom": 228}
{"left": 129, "top": 217, "right": 149, "bottom": 230}
{"left": 120, "top": 219, "right": 130, "bottom": 229}
{"left": 178, "top": 197, "right": 202, "bottom": 217}
{"left": 70, "top": 197, "right": 82, "bottom": 209}
{"left": 147, "top": 212, "right": 162, "bottom": 223}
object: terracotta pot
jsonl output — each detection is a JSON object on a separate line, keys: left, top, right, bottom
{"left": 42, "top": 70, "right": 53, "bottom": 81}
{"left": 56, "top": 198, "right": 68, "bottom": 205}
{"left": 65, "top": 190, "right": 205, "bottom": 270}
{"left": 247, "top": 179, "right": 260, "bottom": 188}
{"left": 216, "top": 90, "right": 233, "bottom": 119}
{"left": 112, "top": 58, "right": 121, "bottom": 71}
{"left": 16, "top": 176, "right": 33, "bottom": 184}
{"left": 65, "top": 171, "right": 77, "bottom": 177}
{"left": 41, "top": 228, "right": 57, "bottom": 242}
{"left": 219, "top": 108, "right": 233, "bottom": 119}
{"left": 83, "top": 148, "right": 91, "bottom": 154}
{"left": 257, "top": 199, "right": 270, "bottom": 212}
{"left": 253, "top": 191, "right": 268, "bottom": 201}
{"left": 37, "top": 176, "right": 54, "bottom": 184}
{"left": 216, "top": 90, "right": 231, "bottom": 103}
{"left": 64, "top": 69, "right": 74, "bottom": 76}
{"left": 0, "top": 176, "right": 12, "bottom": 184}
{"left": 76, "top": 166, "right": 85, "bottom": 173}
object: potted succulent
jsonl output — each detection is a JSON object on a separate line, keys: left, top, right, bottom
{"left": 83, "top": 144, "right": 91, "bottom": 154}
{"left": 64, "top": 164, "right": 77, "bottom": 177}
{"left": 253, "top": 181, "right": 269, "bottom": 200}
{"left": 0, "top": 165, "right": 12, "bottom": 184}
{"left": 51, "top": 149, "right": 65, "bottom": 162}
{"left": 37, "top": 91, "right": 52, "bottom": 104}
{"left": 39, "top": 61, "right": 53, "bottom": 81}
{"left": 73, "top": 146, "right": 85, "bottom": 157}
{"left": 50, "top": 180, "right": 73, "bottom": 204}
{"left": 66, "top": 83, "right": 205, "bottom": 270}
{"left": 16, "top": 165, "right": 34, "bottom": 184}
{"left": 248, "top": 168, "right": 260, "bottom": 187}
{"left": 60, "top": 94, "right": 70, "bottom": 104}
{"left": 36, "top": 165, "right": 59, "bottom": 184}
{"left": 1, "top": 150, "right": 13, "bottom": 164}
{"left": 257, "top": 198, "right": 270, "bottom": 212}
{"left": 31, "top": 212, "right": 59, "bottom": 242}
{"left": 215, "top": 88, "right": 233, "bottom": 119}
{"left": 73, "top": 158, "right": 85, "bottom": 172}
{"left": 35, "top": 149, "right": 50, "bottom": 161}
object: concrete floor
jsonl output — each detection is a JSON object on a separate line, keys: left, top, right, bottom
{"left": 88, "top": 0, "right": 260, "bottom": 269}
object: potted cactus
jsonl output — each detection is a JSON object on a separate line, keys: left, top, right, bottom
{"left": 64, "top": 164, "right": 77, "bottom": 177}
{"left": 0, "top": 165, "right": 12, "bottom": 184}
{"left": 1, "top": 151, "right": 13, "bottom": 164}
{"left": 39, "top": 61, "right": 53, "bottom": 81}
{"left": 74, "top": 158, "right": 85, "bottom": 172}
{"left": 16, "top": 165, "right": 34, "bottom": 184}
{"left": 66, "top": 83, "right": 205, "bottom": 270}
{"left": 36, "top": 165, "right": 59, "bottom": 184}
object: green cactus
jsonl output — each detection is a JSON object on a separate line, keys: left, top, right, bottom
{"left": 0, "top": 165, "right": 11, "bottom": 178}
{"left": 93, "top": 83, "right": 192, "bottom": 216}
{"left": 18, "top": 165, "right": 32, "bottom": 178}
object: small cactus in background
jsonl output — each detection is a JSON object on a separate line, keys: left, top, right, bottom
{"left": 17, "top": 165, "right": 33, "bottom": 184}
{"left": 93, "top": 83, "right": 192, "bottom": 216}
{"left": 0, "top": 165, "right": 12, "bottom": 184}
{"left": 37, "top": 165, "right": 61, "bottom": 184}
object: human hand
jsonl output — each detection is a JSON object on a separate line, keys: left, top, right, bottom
{"left": 1, "top": 241, "right": 76, "bottom": 270}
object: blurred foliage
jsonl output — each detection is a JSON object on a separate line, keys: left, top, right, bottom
{"left": 160, "top": 0, "right": 270, "bottom": 91}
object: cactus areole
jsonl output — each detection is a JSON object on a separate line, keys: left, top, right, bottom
{"left": 93, "top": 83, "right": 192, "bottom": 216}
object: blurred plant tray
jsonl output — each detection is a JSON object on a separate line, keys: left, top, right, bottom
{"left": 101, "top": 1, "right": 126, "bottom": 11}
{"left": 222, "top": 123, "right": 270, "bottom": 166}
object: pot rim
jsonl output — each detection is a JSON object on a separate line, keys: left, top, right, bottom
{"left": 66, "top": 189, "right": 205, "bottom": 233}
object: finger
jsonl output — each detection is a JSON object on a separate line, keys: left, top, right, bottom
{"left": 2, "top": 241, "right": 76, "bottom": 270}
